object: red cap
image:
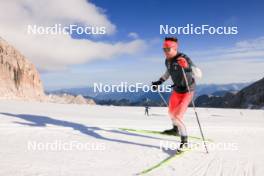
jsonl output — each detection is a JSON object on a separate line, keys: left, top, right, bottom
{"left": 163, "top": 40, "right": 177, "bottom": 48}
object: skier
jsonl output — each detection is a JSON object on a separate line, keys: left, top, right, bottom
{"left": 144, "top": 106, "right": 150, "bottom": 116}
{"left": 152, "top": 37, "right": 202, "bottom": 149}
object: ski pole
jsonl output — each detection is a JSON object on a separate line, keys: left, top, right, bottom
{"left": 181, "top": 67, "right": 209, "bottom": 153}
{"left": 157, "top": 89, "right": 168, "bottom": 107}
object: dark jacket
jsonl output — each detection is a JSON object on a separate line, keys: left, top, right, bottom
{"left": 162, "top": 52, "right": 196, "bottom": 93}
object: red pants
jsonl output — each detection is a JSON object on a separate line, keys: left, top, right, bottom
{"left": 168, "top": 91, "right": 193, "bottom": 120}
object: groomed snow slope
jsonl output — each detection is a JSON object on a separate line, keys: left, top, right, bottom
{"left": 0, "top": 100, "right": 263, "bottom": 176}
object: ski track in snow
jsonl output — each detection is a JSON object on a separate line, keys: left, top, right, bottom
{"left": 0, "top": 100, "right": 263, "bottom": 176}
{"left": 148, "top": 151, "right": 257, "bottom": 176}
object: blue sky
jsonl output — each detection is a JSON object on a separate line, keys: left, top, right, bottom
{"left": 1, "top": 0, "right": 263, "bottom": 90}
{"left": 90, "top": 0, "right": 263, "bottom": 43}
{"left": 43, "top": 0, "right": 264, "bottom": 90}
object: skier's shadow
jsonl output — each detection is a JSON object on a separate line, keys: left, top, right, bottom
{"left": 0, "top": 112, "right": 178, "bottom": 155}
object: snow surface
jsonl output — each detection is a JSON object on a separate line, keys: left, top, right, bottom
{"left": 0, "top": 100, "right": 264, "bottom": 176}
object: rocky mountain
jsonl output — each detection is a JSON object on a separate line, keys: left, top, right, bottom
{"left": 194, "top": 83, "right": 249, "bottom": 98}
{"left": 0, "top": 37, "right": 95, "bottom": 105}
{"left": 48, "top": 94, "right": 96, "bottom": 105}
{"left": 194, "top": 92, "right": 236, "bottom": 108}
{"left": 227, "top": 77, "right": 264, "bottom": 109}
{"left": 0, "top": 37, "right": 45, "bottom": 100}
{"left": 195, "top": 77, "right": 264, "bottom": 109}
{"left": 49, "top": 83, "right": 249, "bottom": 107}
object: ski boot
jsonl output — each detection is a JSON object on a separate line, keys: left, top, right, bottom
{"left": 176, "top": 136, "right": 188, "bottom": 153}
{"left": 162, "top": 125, "right": 180, "bottom": 136}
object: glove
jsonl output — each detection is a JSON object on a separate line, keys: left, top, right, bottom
{"left": 152, "top": 78, "right": 164, "bottom": 90}
{"left": 177, "top": 57, "right": 188, "bottom": 68}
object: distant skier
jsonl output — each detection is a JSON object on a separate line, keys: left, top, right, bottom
{"left": 152, "top": 37, "right": 202, "bottom": 149}
{"left": 144, "top": 106, "right": 150, "bottom": 116}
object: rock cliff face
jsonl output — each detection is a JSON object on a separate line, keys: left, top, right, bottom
{"left": 0, "top": 37, "right": 95, "bottom": 105}
{"left": 195, "top": 77, "right": 264, "bottom": 109}
{"left": 0, "top": 37, "right": 45, "bottom": 100}
{"left": 227, "top": 77, "right": 264, "bottom": 109}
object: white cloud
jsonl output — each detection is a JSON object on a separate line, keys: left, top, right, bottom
{"left": 128, "top": 32, "right": 139, "bottom": 39}
{"left": 190, "top": 37, "right": 264, "bottom": 61}
{"left": 189, "top": 36, "right": 264, "bottom": 84}
{"left": 198, "top": 58, "right": 264, "bottom": 84}
{"left": 0, "top": 0, "right": 146, "bottom": 70}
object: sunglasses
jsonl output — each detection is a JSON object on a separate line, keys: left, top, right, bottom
{"left": 163, "top": 48, "right": 172, "bottom": 52}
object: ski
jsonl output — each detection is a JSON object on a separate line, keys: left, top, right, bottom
{"left": 136, "top": 148, "right": 192, "bottom": 175}
{"left": 119, "top": 128, "right": 213, "bottom": 142}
